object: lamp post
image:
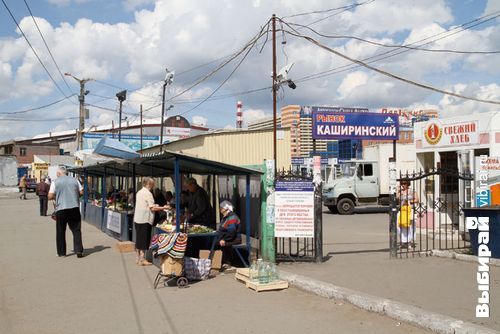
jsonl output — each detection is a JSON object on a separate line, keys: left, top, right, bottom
{"left": 116, "top": 90, "right": 127, "bottom": 141}
{"left": 64, "top": 73, "right": 92, "bottom": 151}
{"left": 160, "top": 68, "right": 175, "bottom": 151}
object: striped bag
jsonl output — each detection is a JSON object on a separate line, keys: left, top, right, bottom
{"left": 167, "top": 233, "right": 188, "bottom": 259}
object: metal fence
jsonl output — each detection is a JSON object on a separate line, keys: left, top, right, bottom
{"left": 395, "top": 168, "right": 473, "bottom": 257}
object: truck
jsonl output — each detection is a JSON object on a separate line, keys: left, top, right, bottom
{"left": 322, "top": 143, "right": 415, "bottom": 214}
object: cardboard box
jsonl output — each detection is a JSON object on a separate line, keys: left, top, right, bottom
{"left": 115, "top": 241, "right": 135, "bottom": 253}
{"left": 199, "top": 250, "right": 222, "bottom": 270}
{"left": 161, "top": 256, "right": 183, "bottom": 276}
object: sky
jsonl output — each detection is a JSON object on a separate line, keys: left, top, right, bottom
{"left": 0, "top": 0, "right": 499, "bottom": 141}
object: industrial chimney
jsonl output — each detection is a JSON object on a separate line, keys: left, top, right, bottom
{"left": 236, "top": 101, "right": 243, "bottom": 129}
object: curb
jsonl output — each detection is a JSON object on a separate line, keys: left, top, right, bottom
{"left": 280, "top": 270, "right": 499, "bottom": 334}
{"left": 431, "top": 250, "right": 500, "bottom": 267}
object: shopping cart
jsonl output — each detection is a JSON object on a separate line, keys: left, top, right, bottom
{"left": 151, "top": 232, "right": 190, "bottom": 289}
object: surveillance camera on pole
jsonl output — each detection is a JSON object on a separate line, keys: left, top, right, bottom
{"left": 160, "top": 68, "right": 175, "bottom": 151}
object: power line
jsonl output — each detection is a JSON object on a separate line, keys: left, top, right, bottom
{"left": 0, "top": 94, "right": 76, "bottom": 114}
{"left": 178, "top": 29, "right": 266, "bottom": 117}
{"left": 0, "top": 116, "right": 79, "bottom": 122}
{"left": 1, "top": 0, "right": 68, "bottom": 98}
{"left": 22, "top": 0, "right": 73, "bottom": 94}
{"left": 286, "top": 21, "right": 500, "bottom": 54}
{"left": 283, "top": 29, "right": 500, "bottom": 105}
{"left": 284, "top": 11, "right": 500, "bottom": 83}
{"left": 282, "top": 0, "right": 375, "bottom": 19}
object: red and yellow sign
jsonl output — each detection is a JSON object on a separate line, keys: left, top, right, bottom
{"left": 422, "top": 120, "right": 479, "bottom": 148}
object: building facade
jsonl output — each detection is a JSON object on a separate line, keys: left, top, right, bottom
{"left": 0, "top": 140, "right": 61, "bottom": 165}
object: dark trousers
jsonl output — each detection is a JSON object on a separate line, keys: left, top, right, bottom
{"left": 39, "top": 196, "right": 48, "bottom": 216}
{"left": 56, "top": 207, "right": 84, "bottom": 256}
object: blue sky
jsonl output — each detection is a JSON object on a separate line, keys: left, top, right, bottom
{"left": 0, "top": 0, "right": 499, "bottom": 140}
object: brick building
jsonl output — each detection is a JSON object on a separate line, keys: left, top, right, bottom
{"left": 0, "top": 140, "right": 60, "bottom": 165}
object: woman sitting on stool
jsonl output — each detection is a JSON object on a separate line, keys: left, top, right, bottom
{"left": 217, "top": 200, "right": 242, "bottom": 267}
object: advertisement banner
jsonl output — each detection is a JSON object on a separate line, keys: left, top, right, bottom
{"left": 106, "top": 210, "right": 122, "bottom": 234}
{"left": 475, "top": 156, "right": 500, "bottom": 207}
{"left": 422, "top": 120, "right": 479, "bottom": 148}
{"left": 275, "top": 181, "right": 314, "bottom": 238}
{"left": 380, "top": 108, "right": 438, "bottom": 128}
{"left": 312, "top": 112, "right": 399, "bottom": 140}
{"left": 301, "top": 106, "right": 369, "bottom": 116}
{"left": 83, "top": 133, "right": 160, "bottom": 151}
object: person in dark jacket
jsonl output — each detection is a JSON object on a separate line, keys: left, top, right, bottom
{"left": 217, "top": 200, "right": 242, "bottom": 266}
{"left": 152, "top": 187, "right": 167, "bottom": 226}
{"left": 185, "top": 178, "right": 215, "bottom": 229}
{"left": 36, "top": 177, "right": 50, "bottom": 216}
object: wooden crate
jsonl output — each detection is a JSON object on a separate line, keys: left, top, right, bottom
{"left": 235, "top": 268, "right": 288, "bottom": 292}
{"left": 115, "top": 241, "right": 135, "bottom": 253}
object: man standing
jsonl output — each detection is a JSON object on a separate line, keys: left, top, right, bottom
{"left": 19, "top": 174, "right": 27, "bottom": 200}
{"left": 48, "top": 166, "right": 84, "bottom": 258}
{"left": 185, "top": 178, "right": 215, "bottom": 229}
{"left": 36, "top": 177, "right": 50, "bottom": 216}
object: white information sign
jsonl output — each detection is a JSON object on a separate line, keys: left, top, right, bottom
{"left": 107, "top": 210, "right": 122, "bottom": 234}
{"left": 275, "top": 181, "right": 314, "bottom": 238}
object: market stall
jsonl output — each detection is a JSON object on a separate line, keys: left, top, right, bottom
{"left": 71, "top": 150, "right": 262, "bottom": 262}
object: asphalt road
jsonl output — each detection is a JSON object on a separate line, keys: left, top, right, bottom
{"left": 0, "top": 189, "right": 433, "bottom": 334}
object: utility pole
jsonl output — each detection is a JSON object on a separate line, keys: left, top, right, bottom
{"left": 140, "top": 104, "right": 143, "bottom": 151}
{"left": 160, "top": 68, "right": 175, "bottom": 152}
{"left": 64, "top": 73, "right": 92, "bottom": 151}
{"left": 272, "top": 14, "right": 277, "bottom": 176}
{"left": 116, "top": 90, "right": 127, "bottom": 141}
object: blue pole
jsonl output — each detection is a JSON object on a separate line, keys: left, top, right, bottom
{"left": 101, "top": 167, "right": 107, "bottom": 230}
{"left": 174, "top": 157, "right": 181, "bottom": 230}
{"left": 83, "top": 169, "right": 88, "bottom": 219}
{"left": 245, "top": 174, "right": 251, "bottom": 257}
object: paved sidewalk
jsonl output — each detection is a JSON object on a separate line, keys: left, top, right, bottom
{"left": 0, "top": 192, "right": 430, "bottom": 334}
{"left": 280, "top": 210, "right": 500, "bottom": 331}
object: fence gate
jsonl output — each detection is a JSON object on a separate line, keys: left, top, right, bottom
{"left": 394, "top": 168, "right": 473, "bottom": 257}
{"left": 275, "top": 169, "right": 323, "bottom": 263}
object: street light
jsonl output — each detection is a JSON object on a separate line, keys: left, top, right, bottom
{"left": 160, "top": 68, "right": 175, "bottom": 151}
{"left": 64, "top": 73, "right": 93, "bottom": 151}
{"left": 116, "top": 90, "right": 127, "bottom": 142}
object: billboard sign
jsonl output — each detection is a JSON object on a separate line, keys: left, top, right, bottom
{"left": 312, "top": 112, "right": 399, "bottom": 140}
{"left": 301, "top": 106, "right": 369, "bottom": 116}
{"left": 83, "top": 133, "right": 160, "bottom": 151}
{"left": 422, "top": 120, "right": 478, "bottom": 148}
{"left": 381, "top": 108, "right": 438, "bottom": 128}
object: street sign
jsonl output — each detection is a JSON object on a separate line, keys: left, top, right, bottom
{"left": 312, "top": 111, "right": 399, "bottom": 140}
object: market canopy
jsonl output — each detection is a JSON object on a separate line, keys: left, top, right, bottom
{"left": 92, "top": 135, "right": 140, "bottom": 160}
{"left": 70, "top": 150, "right": 262, "bottom": 177}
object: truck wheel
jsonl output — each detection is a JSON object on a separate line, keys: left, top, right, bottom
{"left": 327, "top": 205, "right": 338, "bottom": 214}
{"left": 337, "top": 198, "right": 355, "bottom": 215}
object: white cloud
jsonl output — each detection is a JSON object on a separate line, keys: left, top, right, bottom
{"left": 191, "top": 115, "right": 207, "bottom": 126}
{"left": 244, "top": 108, "right": 270, "bottom": 125}
{"left": 1, "top": 0, "right": 499, "bottom": 141}
{"left": 438, "top": 82, "right": 500, "bottom": 117}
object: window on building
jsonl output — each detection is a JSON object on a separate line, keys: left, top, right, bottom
{"left": 19, "top": 147, "right": 27, "bottom": 156}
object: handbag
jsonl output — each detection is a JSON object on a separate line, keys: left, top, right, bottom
{"left": 398, "top": 204, "right": 412, "bottom": 228}
{"left": 184, "top": 257, "right": 211, "bottom": 281}
{"left": 50, "top": 202, "right": 57, "bottom": 221}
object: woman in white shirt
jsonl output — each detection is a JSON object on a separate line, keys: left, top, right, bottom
{"left": 134, "top": 177, "right": 167, "bottom": 265}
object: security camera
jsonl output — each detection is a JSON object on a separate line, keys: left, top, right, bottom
{"left": 276, "top": 62, "right": 294, "bottom": 82}
{"left": 287, "top": 80, "right": 297, "bottom": 90}
{"left": 164, "top": 69, "right": 175, "bottom": 85}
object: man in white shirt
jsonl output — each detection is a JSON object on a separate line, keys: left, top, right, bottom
{"left": 134, "top": 177, "right": 167, "bottom": 265}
